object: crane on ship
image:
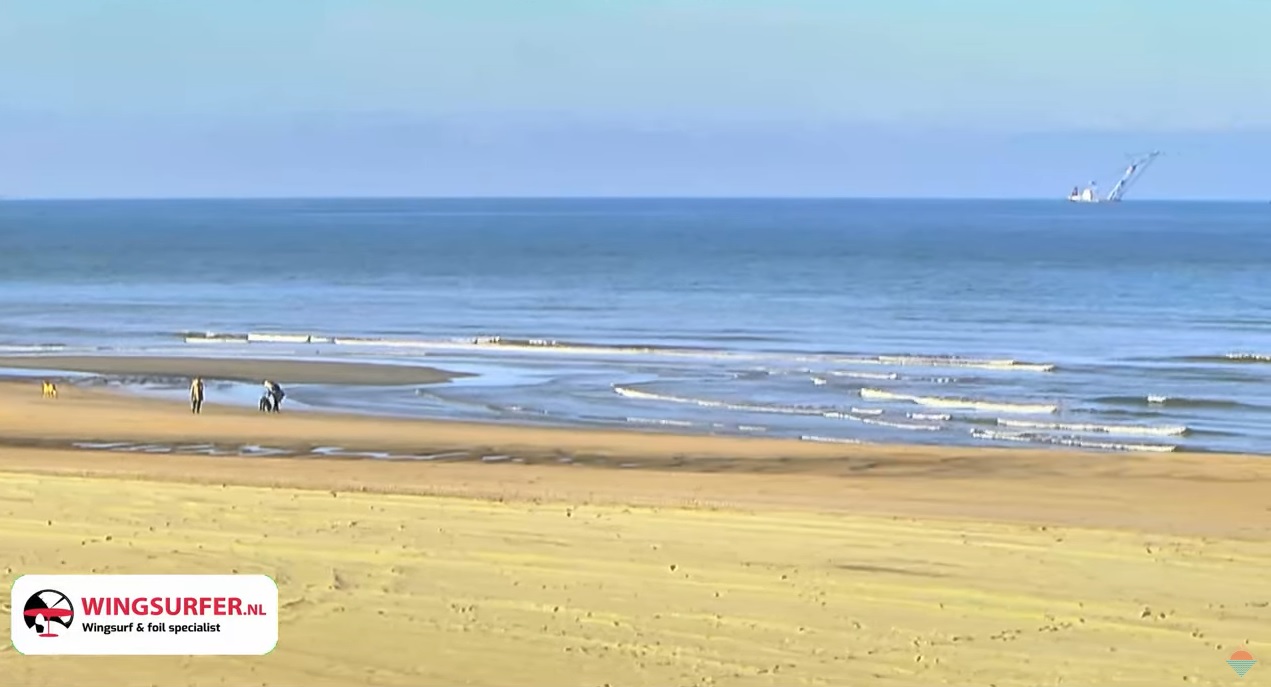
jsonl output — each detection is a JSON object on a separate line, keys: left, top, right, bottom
{"left": 1068, "top": 151, "right": 1162, "bottom": 203}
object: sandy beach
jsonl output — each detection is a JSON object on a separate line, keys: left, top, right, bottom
{"left": 2, "top": 359, "right": 1269, "bottom": 686}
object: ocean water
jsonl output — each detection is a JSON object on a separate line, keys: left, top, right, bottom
{"left": 2, "top": 198, "right": 1269, "bottom": 455}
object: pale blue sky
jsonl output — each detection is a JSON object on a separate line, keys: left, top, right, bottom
{"left": 1, "top": 1, "right": 1267, "bottom": 198}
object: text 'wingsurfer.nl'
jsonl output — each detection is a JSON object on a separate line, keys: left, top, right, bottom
{"left": 12, "top": 574, "right": 278, "bottom": 655}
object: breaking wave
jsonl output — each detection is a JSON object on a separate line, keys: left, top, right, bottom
{"left": 182, "top": 332, "right": 249, "bottom": 344}
{"left": 910, "top": 412, "right": 952, "bottom": 421}
{"left": 616, "top": 387, "right": 941, "bottom": 431}
{"left": 862, "top": 355, "right": 1055, "bottom": 373}
{"left": 0, "top": 343, "right": 68, "bottom": 353}
{"left": 823, "top": 411, "right": 942, "bottom": 431}
{"left": 625, "top": 417, "right": 698, "bottom": 428}
{"left": 1095, "top": 395, "right": 1247, "bottom": 410}
{"left": 860, "top": 388, "right": 1057, "bottom": 414}
{"left": 613, "top": 385, "right": 828, "bottom": 416}
{"left": 1175, "top": 353, "right": 1271, "bottom": 365}
{"left": 824, "top": 370, "right": 900, "bottom": 380}
{"left": 1225, "top": 353, "right": 1271, "bottom": 363}
{"left": 970, "top": 429, "right": 1177, "bottom": 453}
{"left": 179, "top": 331, "right": 1055, "bottom": 372}
{"left": 996, "top": 418, "right": 1189, "bottom": 437}
{"left": 247, "top": 332, "right": 334, "bottom": 344}
{"left": 800, "top": 435, "right": 863, "bottom": 444}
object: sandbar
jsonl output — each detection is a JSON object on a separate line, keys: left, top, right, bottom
{"left": 0, "top": 354, "right": 465, "bottom": 385}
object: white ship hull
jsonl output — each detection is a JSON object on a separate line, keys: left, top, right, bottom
{"left": 1067, "top": 188, "right": 1100, "bottom": 203}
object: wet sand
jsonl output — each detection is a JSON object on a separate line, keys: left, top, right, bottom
{"left": 1, "top": 370, "right": 1269, "bottom": 686}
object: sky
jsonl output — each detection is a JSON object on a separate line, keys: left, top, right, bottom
{"left": 1, "top": 0, "right": 1268, "bottom": 199}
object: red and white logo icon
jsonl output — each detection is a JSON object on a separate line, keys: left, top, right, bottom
{"left": 23, "top": 589, "right": 74, "bottom": 638}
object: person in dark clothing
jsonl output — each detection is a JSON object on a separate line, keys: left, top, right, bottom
{"left": 264, "top": 380, "right": 285, "bottom": 413}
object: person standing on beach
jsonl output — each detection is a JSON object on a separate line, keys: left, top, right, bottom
{"left": 264, "top": 380, "right": 285, "bottom": 413}
{"left": 190, "top": 377, "right": 205, "bottom": 414}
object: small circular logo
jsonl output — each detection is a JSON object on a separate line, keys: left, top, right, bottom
{"left": 1227, "top": 649, "right": 1257, "bottom": 678}
{"left": 23, "top": 589, "right": 74, "bottom": 638}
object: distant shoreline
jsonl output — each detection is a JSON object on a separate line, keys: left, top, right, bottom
{"left": 0, "top": 195, "right": 1265, "bottom": 203}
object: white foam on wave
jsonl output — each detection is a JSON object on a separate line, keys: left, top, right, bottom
{"left": 333, "top": 337, "right": 437, "bottom": 350}
{"left": 971, "top": 429, "right": 1176, "bottom": 453}
{"left": 103, "top": 443, "right": 172, "bottom": 454}
{"left": 1225, "top": 352, "right": 1271, "bottom": 362}
{"left": 184, "top": 338, "right": 245, "bottom": 344}
{"left": 800, "top": 435, "right": 863, "bottom": 444}
{"left": 0, "top": 344, "right": 67, "bottom": 353}
{"left": 997, "top": 418, "right": 1189, "bottom": 437}
{"left": 616, "top": 387, "right": 934, "bottom": 433}
{"left": 626, "top": 417, "right": 697, "bottom": 428}
{"left": 173, "top": 444, "right": 237, "bottom": 456}
{"left": 613, "top": 385, "right": 824, "bottom": 416}
{"left": 182, "top": 330, "right": 1057, "bottom": 376}
{"left": 826, "top": 370, "right": 899, "bottom": 381}
{"left": 311, "top": 446, "right": 394, "bottom": 459}
{"left": 184, "top": 332, "right": 249, "bottom": 344}
{"left": 811, "top": 376, "right": 828, "bottom": 386}
{"left": 239, "top": 444, "right": 294, "bottom": 457}
{"left": 247, "top": 333, "right": 317, "bottom": 344}
{"left": 861, "top": 388, "right": 1057, "bottom": 414}
{"left": 823, "top": 411, "right": 942, "bottom": 432}
{"left": 1128, "top": 394, "right": 1234, "bottom": 408}
{"left": 909, "top": 412, "right": 952, "bottom": 421}
{"left": 852, "top": 355, "right": 1055, "bottom": 373}
{"left": 334, "top": 335, "right": 704, "bottom": 358}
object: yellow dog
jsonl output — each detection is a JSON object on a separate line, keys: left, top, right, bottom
{"left": 41, "top": 380, "right": 58, "bottom": 399}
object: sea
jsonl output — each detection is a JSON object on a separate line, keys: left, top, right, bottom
{"left": 2, "top": 198, "right": 1269, "bottom": 455}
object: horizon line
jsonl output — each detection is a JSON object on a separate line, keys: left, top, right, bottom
{"left": 2, "top": 194, "right": 1267, "bottom": 203}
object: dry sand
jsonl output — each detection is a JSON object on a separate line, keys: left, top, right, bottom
{"left": 1, "top": 368, "right": 1269, "bottom": 686}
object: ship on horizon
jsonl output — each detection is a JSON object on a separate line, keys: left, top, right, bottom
{"left": 1068, "top": 151, "right": 1161, "bottom": 203}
